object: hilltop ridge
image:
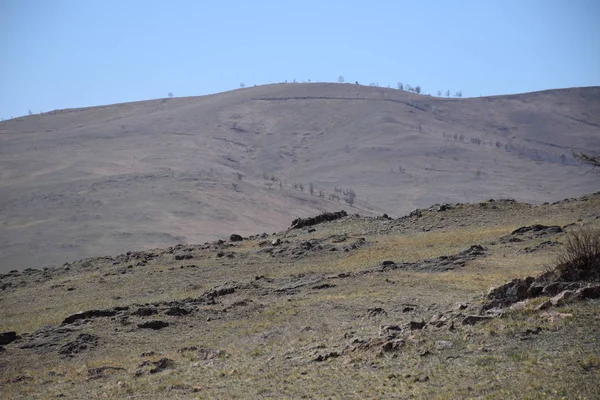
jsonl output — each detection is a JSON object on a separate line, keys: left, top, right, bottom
{"left": 0, "top": 83, "right": 599, "bottom": 271}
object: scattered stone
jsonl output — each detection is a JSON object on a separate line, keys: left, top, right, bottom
{"left": 462, "top": 315, "right": 492, "bottom": 325}
{"left": 132, "top": 307, "right": 158, "bottom": 317}
{"left": 0, "top": 331, "right": 18, "bottom": 345}
{"left": 140, "top": 351, "right": 157, "bottom": 357}
{"left": 428, "top": 313, "right": 450, "bottom": 328}
{"left": 88, "top": 366, "right": 125, "bottom": 379}
{"left": 229, "top": 234, "right": 243, "bottom": 242}
{"left": 379, "top": 325, "right": 402, "bottom": 337}
{"left": 367, "top": 307, "right": 388, "bottom": 318}
{"left": 137, "top": 321, "right": 169, "bottom": 330}
{"left": 8, "top": 375, "right": 33, "bottom": 383}
{"left": 150, "top": 358, "right": 172, "bottom": 373}
{"left": 516, "top": 327, "right": 543, "bottom": 340}
{"left": 312, "top": 283, "right": 336, "bottom": 290}
{"left": 175, "top": 253, "right": 193, "bottom": 260}
{"left": 381, "top": 339, "right": 405, "bottom": 352}
{"left": 313, "top": 352, "right": 339, "bottom": 362}
{"left": 59, "top": 334, "right": 99, "bottom": 357}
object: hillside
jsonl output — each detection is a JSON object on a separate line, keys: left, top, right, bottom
{"left": 1, "top": 195, "right": 599, "bottom": 398}
{"left": 1, "top": 83, "right": 599, "bottom": 271}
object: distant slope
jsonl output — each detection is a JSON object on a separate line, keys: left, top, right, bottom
{"left": 1, "top": 83, "right": 599, "bottom": 271}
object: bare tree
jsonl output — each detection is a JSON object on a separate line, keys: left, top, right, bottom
{"left": 168, "top": 92, "right": 174, "bottom": 98}
{"left": 343, "top": 189, "right": 356, "bottom": 206}
{"left": 437, "top": 90, "right": 442, "bottom": 97}
{"left": 415, "top": 86, "right": 421, "bottom": 94}
{"left": 455, "top": 90, "right": 463, "bottom": 98}
{"left": 240, "top": 83, "right": 246, "bottom": 88}
{"left": 445, "top": 90, "right": 450, "bottom": 98}
{"left": 338, "top": 75, "right": 345, "bottom": 83}
{"left": 397, "top": 82, "right": 404, "bottom": 90}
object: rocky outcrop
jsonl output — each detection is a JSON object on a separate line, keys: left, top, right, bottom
{"left": 290, "top": 211, "right": 348, "bottom": 230}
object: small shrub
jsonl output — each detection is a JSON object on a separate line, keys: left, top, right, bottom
{"left": 554, "top": 229, "right": 600, "bottom": 281}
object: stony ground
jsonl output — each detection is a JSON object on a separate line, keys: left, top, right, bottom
{"left": 1, "top": 193, "right": 599, "bottom": 399}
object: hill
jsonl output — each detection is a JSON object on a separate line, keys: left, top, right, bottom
{"left": 1, "top": 195, "right": 599, "bottom": 398}
{"left": 1, "top": 83, "right": 599, "bottom": 271}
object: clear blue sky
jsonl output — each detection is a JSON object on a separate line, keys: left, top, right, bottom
{"left": 1, "top": 0, "right": 598, "bottom": 120}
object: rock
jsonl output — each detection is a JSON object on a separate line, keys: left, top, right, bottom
{"left": 313, "top": 352, "right": 339, "bottom": 362}
{"left": 290, "top": 211, "right": 348, "bottom": 230}
{"left": 150, "top": 358, "right": 173, "bottom": 373}
{"left": 381, "top": 339, "right": 405, "bottom": 352}
{"left": 511, "top": 225, "right": 563, "bottom": 236}
{"left": 311, "top": 283, "right": 336, "bottom": 290}
{"left": 381, "top": 260, "right": 395, "bottom": 267}
{"left": 136, "top": 358, "right": 174, "bottom": 375}
{"left": 407, "top": 321, "right": 426, "bottom": 330}
{"left": 551, "top": 290, "right": 577, "bottom": 307}
{"left": 174, "top": 253, "right": 193, "bottom": 260}
{"left": 485, "top": 276, "right": 535, "bottom": 308}
{"left": 542, "top": 282, "right": 570, "bottom": 296}
{"left": 59, "top": 334, "right": 99, "bottom": 357}
{"left": 537, "top": 300, "right": 552, "bottom": 310}
{"left": 367, "top": 307, "right": 388, "bottom": 318}
{"left": 271, "top": 239, "right": 281, "bottom": 246}
{"left": 62, "top": 309, "right": 120, "bottom": 324}
{"left": 577, "top": 285, "right": 600, "bottom": 299}
{"left": 525, "top": 284, "right": 544, "bottom": 298}
{"left": 165, "top": 306, "right": 191, "bottom": 316}
{"left": 462, "top": 315, "right": 492, "bottom": 325}
{"left": 379, "top": 325, "right": 402, "bottom": 337}
{"left": 229, "top": 234, "right": 243, "bottom": 242}
{"left": 132, "top": 307, "right": 158, "bottom": 317}
{"left": 0, "top": 331, "right": 18, "bottom": 345}
{"left": 428, "top": 313, "right": 450, "bottom": 328}
{"left": 137, "top": 321, "right": 169, "bottom": 330}
{"left": 437, "top": 204, "right": 452, "bottom": 212}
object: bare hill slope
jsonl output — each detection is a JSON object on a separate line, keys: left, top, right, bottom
{"left": 1, "top": 83, "right": 599, "bottom": 271}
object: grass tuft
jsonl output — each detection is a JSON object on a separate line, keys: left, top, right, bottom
{"left": 554, "top": 228, "right": 600, "bottom": 282}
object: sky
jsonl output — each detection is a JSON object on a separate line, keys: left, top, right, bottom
{"left": 1, "top": 0, "right": 599, "bottom": 120}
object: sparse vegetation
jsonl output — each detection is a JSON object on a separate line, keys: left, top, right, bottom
{"left": 554, "top": 228, "right": 600, "bottom": 281}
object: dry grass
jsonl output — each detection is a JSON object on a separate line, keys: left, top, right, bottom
{"left": 1, "top": 195, "right": 600, "bottom": 399}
